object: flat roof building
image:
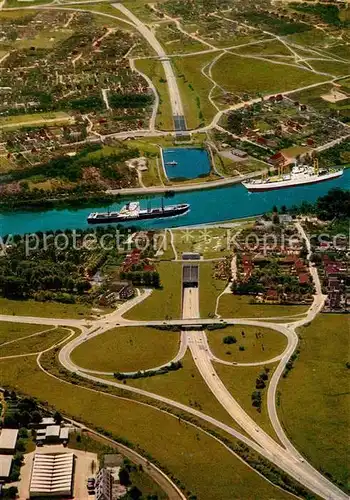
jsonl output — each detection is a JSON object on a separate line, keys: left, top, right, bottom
{"left": 36, "top": 426, "right": 70, "bottom": 444}
{"left": 30, "top": 452, "right": 74, "bottom": 497}
{"left": 0, "top": 455, "right": 13, "bottom": 480}
{"left": 0, "top": 429, "right": 18, "bottom": 454}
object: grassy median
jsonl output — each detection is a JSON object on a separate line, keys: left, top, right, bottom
{"left": 215, "top": 362, "right": 280, "bottom": 442}
{"left": 207, "top": 325, "right": 287, "bottom": 363}
{"left": 71, "top": 327, "right": 180, "bottom": 373}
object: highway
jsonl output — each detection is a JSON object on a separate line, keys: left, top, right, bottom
{"left": 181, "top": 267, "right": 346, "bottom": 500}
{"left": 0, "top": 222, "right": 346, "bottom": 499}
{"left": 113, "top": 3, "right": 185, "bottom": 121}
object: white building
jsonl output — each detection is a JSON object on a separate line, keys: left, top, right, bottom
{"left": 29, "top": 452, "right": 74, "bottom": 497}
{"left": 0, "top": 455, "right": 13, "bottom": 480}
{"left": 0, "top": 429, "right": 18, "bottom": 454}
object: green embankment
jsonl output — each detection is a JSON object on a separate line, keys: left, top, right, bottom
{"left": 218, "top": 294, "right": 309, "bottom": 319}
{"left": 279, "top": 314, "right": 350, "bottom": 492}
{"left": 124, "top": 262, "right": 182, "bottom": 320}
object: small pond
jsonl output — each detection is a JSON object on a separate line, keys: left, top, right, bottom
{"left": 162, "top": 147, "right": 211, "bottom": 180}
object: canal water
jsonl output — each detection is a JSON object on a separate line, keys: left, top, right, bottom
{"left": 0, "top": 169, "right": 349, "bottom": 236}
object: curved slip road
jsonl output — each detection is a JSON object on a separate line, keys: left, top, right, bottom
{"left": 181, "top": 276, "right": 346, "bottom": 500}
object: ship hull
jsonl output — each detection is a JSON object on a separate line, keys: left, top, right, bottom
{"left": 242, "top": 170, "right": 343, "bottom": 192}
{"left": 87, "top": 204, "right": 189, "bottom": 224}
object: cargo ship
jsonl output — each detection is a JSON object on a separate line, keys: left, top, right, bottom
{"left": 87, "top": 201, "right": 190, "bottom": 224}
{"left": 242, "top": 159, "right": 343, "bottom": 192}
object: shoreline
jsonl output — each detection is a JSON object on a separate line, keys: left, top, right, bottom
{"left": 0, "top": 170, "right": 263, "bottom": 215}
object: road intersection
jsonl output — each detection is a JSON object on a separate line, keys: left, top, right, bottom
{"left": 1, "top": 223, "right": 345, "bottom": 499}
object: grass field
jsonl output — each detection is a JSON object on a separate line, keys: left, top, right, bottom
{"left": 215, "top": 362, "right": 280, "bottom": 441}
{"left": 218, "top": 295, "right": 309, "bottom": 319}
{"left": 0, "top": 298, "right": 95, "bottom": 319}
{"left": 0, "top": 327, "right": 68, "bottom": 357}
{"left": 199, "top": 262, "right": 227, "bottom": 318}
{"left": 155, "top": 22, "right": 207, "bottom": 55}
{"left": 0, "top": 322, "right": 47, "bottom": 345}
{"left": 173, "top": 53, "right": 218, "bottom": 129}
{"left": 122, "top": 0, "right": 167, "bottom": 23}
{"left": 169, "top": 226, "right": 233, "bottom": 259}
{"left": 134, "top": 59, "right": 173, "bottom": 130}
{"left": 0, "top": 9, "right": 38, "bottom": 20}
{"left": 279, "top": 314, "right": 350, "bottom": 492}
{"left": 124, "top": 261, "right": 182, "bottom": 320}
{"left": 14, "top": 29, "right": 73, "bottom": 49}
{"left": 73, "top": 3, "right": 131, "bottom": 21}
{"left": 0, "top": 356, "right": 292, "bottom": 500}
{"left": 71, "top": 327, "right": 180, "bottom": 373}
{"left": 5, "top": 0, "right": 50, "bottom": 7}
{"left": 207, "top": 325, "right": 287, "bottom": 363}
{"left": 286, "top": 29, "right": 330, "bottom": 48}
{"left": 125, "top": 351, "right": 237, "bottom": 428}
{"left": 0, "top": 112, "right": 73, "bottom": 129}
{"left": 212, "top": 54, "right": 327, "bottom": 96}
{"left": 234, "top": 39, "right": 292, "bottom": 57}
{"left": 308, "top": 60, "right": 350, "bottom": 77}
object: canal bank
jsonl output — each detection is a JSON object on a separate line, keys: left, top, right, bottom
{"left": 1, "top": 169, "right": 349, "bottom": 236}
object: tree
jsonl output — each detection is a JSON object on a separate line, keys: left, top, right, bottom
{"left": 272, "top": 213, "right": 280, "bottom": 225}
{"left": 128, "top": 486, "right": 143, "bottom": 500}
{"left": 3, "top": 486, "right": 18, "bottom": 499}
{"left": 256, "top": 378, "right": 266, "bottom": 389}
{"left": 119, "top": 467, "right": 131, "bottom": 486}
{"left": 54, "top": 411, "right": 63, "bottom": 425}
{"left": 18, "top": 428, "right": 28, "bottom": 439}
{"left": 16, "top": 440, "right": 26, "bottom": 453}
{"left": 223, "top": 335, "right": 237, "bottom": 345}
{"left": 31, "top": 410, "right": 42, "bottom": 424}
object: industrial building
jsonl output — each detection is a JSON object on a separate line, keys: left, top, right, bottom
{"left": 95, "top": 468, "right": 113, "bottom": 500}
{"left": 29, "top": 452, "right": 74, "bottom": 497}
{"left": 0, "top": 429, "right": 18, "bottom": 454}
{"left": 36, "top": 425, "right": 70, "bottom": 445}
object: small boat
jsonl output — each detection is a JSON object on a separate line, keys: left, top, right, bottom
{"left": 165, "top": 161, "right": 178, "bottom": 166}
{"left": 87, "top": 201, "right": 190, "bottom": 224}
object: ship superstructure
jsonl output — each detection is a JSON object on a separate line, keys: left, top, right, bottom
{"left": 87, "top": 201, "right": 190, "bottom": 224}
{"left": 242, "top": 158, "right": 343, "bottom": 192}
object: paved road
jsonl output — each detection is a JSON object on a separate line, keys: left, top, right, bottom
{"left": 130, "top": 58, "right": 159, "bottom": 131}
{"left": 182, "top": 287, "right": 200, "bottom": 320}
{"left": 184, "top": 275, "right": 345, "bottom": 500}
{"left": 113, "top": 3, "right": 184, "bottom": 119}
{"left": 0, "top": 219, "right": 345, "bottom": 499}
